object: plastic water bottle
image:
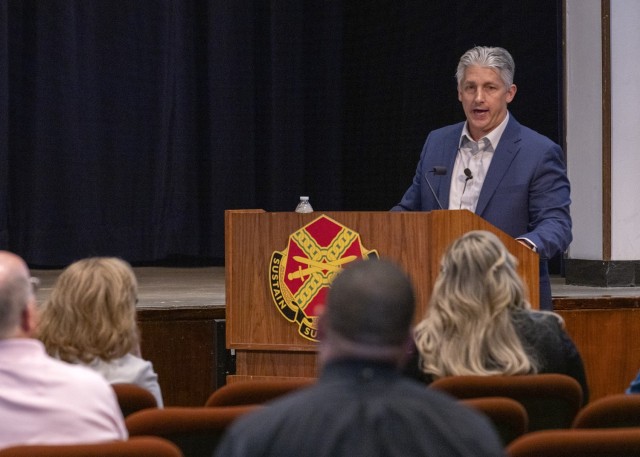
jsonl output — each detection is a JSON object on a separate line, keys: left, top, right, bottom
{"left": 295, "top": 196, "right": 313, "bottom": 213}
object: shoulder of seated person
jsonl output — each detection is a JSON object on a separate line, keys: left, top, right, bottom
{"left": 513, "top": 310, "right": 560, "bottom": 327}
{"left": 527, "top": 310, "right": 564, "bottom": 328}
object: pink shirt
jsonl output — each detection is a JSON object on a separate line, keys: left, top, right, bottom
{"left": 0, "top": 339, "right": 128, "bottom": 449}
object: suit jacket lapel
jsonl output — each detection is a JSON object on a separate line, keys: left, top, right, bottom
{"left": 440, "top": 126, "right": 464, "bottom": 209}
{"left": 475, "top": 116, "right": 522, "bottom": 216}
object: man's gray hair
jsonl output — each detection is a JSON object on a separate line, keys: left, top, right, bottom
{"left": 455, "top": 46, "right": 515, "bottom": 88}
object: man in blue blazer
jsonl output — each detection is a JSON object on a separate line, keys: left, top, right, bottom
{"left": 392, "top": 46, "right": 571, "bottom": 310}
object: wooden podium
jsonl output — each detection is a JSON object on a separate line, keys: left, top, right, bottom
{"left": 225, "top": 209, "right": 539, "bottom": 382}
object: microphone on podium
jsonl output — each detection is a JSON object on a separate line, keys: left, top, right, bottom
{"left": 424, "top": 166, "right": 447, "bottom": 210}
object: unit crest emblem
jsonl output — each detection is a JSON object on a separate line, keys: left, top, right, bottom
{"left": 269, "top": 214, "right": 378, "bottom": 342}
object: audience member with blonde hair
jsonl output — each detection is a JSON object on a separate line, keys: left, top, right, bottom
{"left": 405, "top": 230, "right": 588, "bottom": 402}
{"left": 0, "top": 251, "right": 127, "bottom": 448}
{"left": 38, "top": 257, "right": 163, "bottom": 407}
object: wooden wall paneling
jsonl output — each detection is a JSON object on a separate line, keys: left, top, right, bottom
{"left": 137, "top": 307, "right": 226, "bottom": 406}
{"left": 556, "top": 299, "right": 640, "bottom": 402}
{"left": 230, "top": 351, "right": 319, "bottom": 381}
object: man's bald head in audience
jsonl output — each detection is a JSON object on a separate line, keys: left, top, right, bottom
{"left": 319, "top": 258, "right": 416, "bottom": 365}
{"left": 0, "top": 251, "right": 36, "bottom": 339}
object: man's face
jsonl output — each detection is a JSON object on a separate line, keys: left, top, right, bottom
{"left": 457, "top": 65, "right": 516, "bottom": 141}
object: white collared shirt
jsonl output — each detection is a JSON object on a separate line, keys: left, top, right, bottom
{"left": 449, "top": 112, "right": 510, "bottom": 211}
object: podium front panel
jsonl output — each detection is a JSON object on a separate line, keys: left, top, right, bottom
{"left": 225, "top": 209, "right": 539, "bottom": 379}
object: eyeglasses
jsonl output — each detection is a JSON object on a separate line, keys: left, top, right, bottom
{"left": 29, "top": 276, "right": 40, "bottom": 293}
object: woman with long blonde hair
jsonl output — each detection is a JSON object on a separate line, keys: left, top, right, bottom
{"left": 406, "top": 230, "right": 588, "bottom": 401}
{"left": 37, "top": 257, "right": 163, "bottom": 407}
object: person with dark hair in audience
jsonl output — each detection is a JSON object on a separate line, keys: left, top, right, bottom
{"left": 37, "top": 257, "right": 163, "bottom": 407}
{"left": 0, "top": 251, "right": 127, "bottom": 449}
{"left": 392, "top": 46, "right": 572, "bottom": 312}
{"left": 215, "top": 258, "right": 506, "bottom": 457}
{"left": 405, "top": 230, "right": 588, "bottom": 403}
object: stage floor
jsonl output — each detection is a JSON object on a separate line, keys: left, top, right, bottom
{"left": 32, "top": 267, "right": 225, "bottom": 309}
{"left": 30, "top": 266, "right": 640, "bottom": 308}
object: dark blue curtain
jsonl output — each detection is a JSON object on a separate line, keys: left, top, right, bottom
{"left": 0, "top": 0, "right": 561, "bottom": 267}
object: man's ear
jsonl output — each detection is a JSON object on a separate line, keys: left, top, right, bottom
{"left": 506, "top": 83, "right": 517, "bottom": 103}
{"left": 396, "top": 334, "right": 415, "bottom": 369}
{"left": 20, "top": 301, "right": 38, "bottom": 336}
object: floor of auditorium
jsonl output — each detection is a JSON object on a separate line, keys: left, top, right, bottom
{"left": 31, "top": 266, "right": 640, "bottom": 308}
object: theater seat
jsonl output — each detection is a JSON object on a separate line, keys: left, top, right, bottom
{"left": 125, "top": 405, "right": 259, "bottom": 457}
{"left": 572, "top": 393, "right": 640, "bottom": 429}
{"left": 430, "top": 374, "right": 583, "bottom": 431}
{"left": 0, "top": 436, "right": 183, "bottom": 457}
{"left": 507, "top": 427, "right": 640, "bottom": 457}
{"left": 460, "top": 396, "right": 528, "bottom": 445}
{"left": 111, "top": 383, "right": 158, "bottom": 417}
{"left": 205, "top": 378, "right": 315, "bottom": 406}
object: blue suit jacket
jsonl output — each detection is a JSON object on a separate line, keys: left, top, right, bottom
{"left": 392, "top": 115, "right": 572, "bottom": 309}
